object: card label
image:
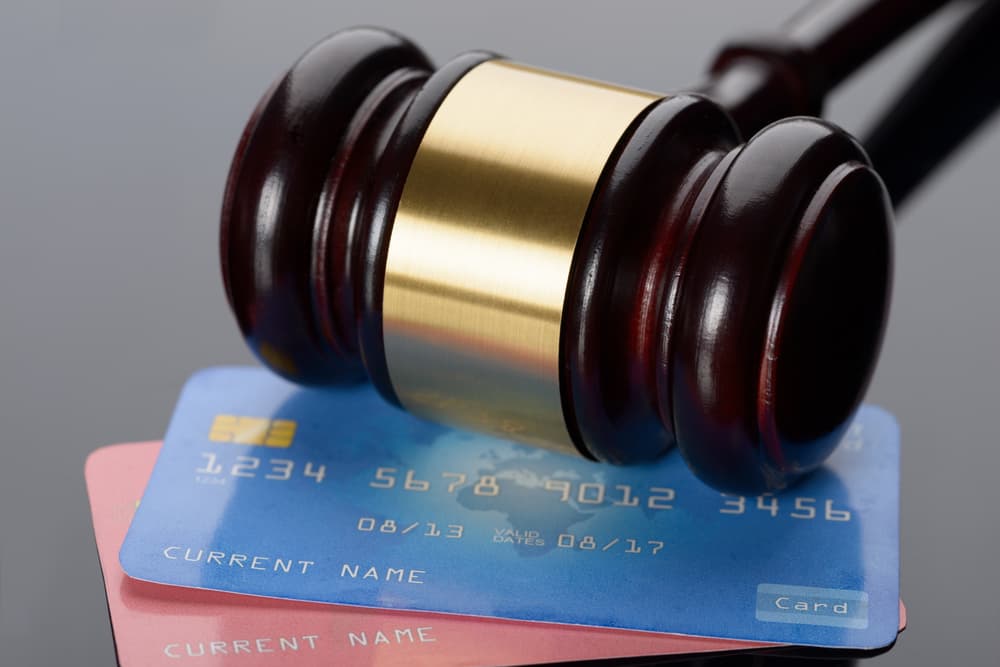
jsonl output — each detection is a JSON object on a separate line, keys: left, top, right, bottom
{"left": 120, "top": 367, "right": 900, "bottom": 650}
{"left": 756, "top": 584, "right": 869, "bottom": 629}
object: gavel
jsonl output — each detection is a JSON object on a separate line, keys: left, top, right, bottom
{"left": 221, "top": 0, "right": 992, "bottom": 493}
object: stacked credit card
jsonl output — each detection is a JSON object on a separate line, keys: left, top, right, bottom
{"left": 87, "top": 366, "right": 904, "bottom": 665}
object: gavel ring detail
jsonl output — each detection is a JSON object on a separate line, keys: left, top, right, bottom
{"left": 221, "top": 28, "right": 893, "bottom": 494}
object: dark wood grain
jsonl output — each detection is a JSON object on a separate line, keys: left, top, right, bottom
{"left": 562, "top": 94, "right": 740, "bottom": 464}
{"left": 220, "top": 28, "right": 432, "bottom": 384}
{"left": 697, "top": 0, "right": 948, "bottom": 138}
{"left": 667, "top": 119, "right": 891, "bottom": 493}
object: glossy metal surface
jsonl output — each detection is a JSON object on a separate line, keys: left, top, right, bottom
{"left": 382, "top": 60, "right": 659, "bottom": 452}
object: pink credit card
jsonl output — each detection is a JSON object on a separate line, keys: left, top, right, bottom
{"left": 86, "top": 442, "right": 902, "bottom": 666}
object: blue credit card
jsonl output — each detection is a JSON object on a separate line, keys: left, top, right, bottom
{"left": 121, "top": 366, "right": 899, "bottom": 650}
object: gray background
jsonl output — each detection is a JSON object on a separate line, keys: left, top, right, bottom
{"left": 1, "top": 1, "right": 997, "bottom": 664}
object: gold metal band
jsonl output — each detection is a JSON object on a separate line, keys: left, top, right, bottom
{"left": 383, "top": 60, "right": 660, "bottom": 453}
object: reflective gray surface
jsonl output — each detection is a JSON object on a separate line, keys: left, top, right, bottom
{"left": 1, "top": 1, "right": 997, "bottom": 664}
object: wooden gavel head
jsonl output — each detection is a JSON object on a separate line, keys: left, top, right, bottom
{"left": 221, "top": 27, "right": 893, "bottom": 494}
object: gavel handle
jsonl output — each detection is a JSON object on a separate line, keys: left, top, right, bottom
{"left": 782, "top": 0, "right": 948, "bottom": 90}
{"left": 863, "top": 0, "right": 1000, "bottom": 206}
{"left": 699, "top": 0, "right": 948, "bottom": 137}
